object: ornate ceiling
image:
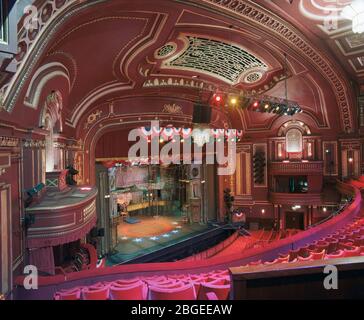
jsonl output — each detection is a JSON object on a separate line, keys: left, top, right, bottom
{"left": 0, "top": 0, "right": 360, "bottom": 137}
{"left": 268, "top": 0, "right": 364, "bottom": 82}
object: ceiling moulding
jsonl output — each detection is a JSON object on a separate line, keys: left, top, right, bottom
{"left": 0, "top": 0, "right": 102, "bottom": 113}
{"left": 185, "top": 0, "right": 354, "bottom": 133}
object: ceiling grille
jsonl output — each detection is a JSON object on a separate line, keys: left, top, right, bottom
{"left": 166, "top": 36, "right": 267, "bottom": 84}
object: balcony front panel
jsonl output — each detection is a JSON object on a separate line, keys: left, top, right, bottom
{"left": 25, "top": 186, "right": 98, "bottom": 248}
{"left": 269, "top": 192, "right": 322, "bottom": 205}
{"left": 269, "top": 161, "right": 323, "bottom": 176}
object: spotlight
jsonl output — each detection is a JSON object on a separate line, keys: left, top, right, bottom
{"left": 215, "top": 95, "right": 222, "bottom": 103}
{"left": 253, "top": 101, "right": 259, "bottom": 108}
{"left": 230, "top": 97, "right": 238, "bottom": 105}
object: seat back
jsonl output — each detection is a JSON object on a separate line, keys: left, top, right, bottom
{"left": 54, "top": 289, "right": 80, "bottom": 300}
{"left": 82, "top": 286, "right": 109, "bottom": 300}
{"left": 343, "top": 246, "right": 361, "bottom": 257}
{"left": 110, "top": 281, "right": 146, "bottom": 300}
{"left": 197, "top": 280, "right": 230, "bottom": 300}
{"left": 148, "top": 284, "right": 196, "bottom": 300}
{"left": 311, "top": 249, "right": 326, "bottom": 260}
{"left": 112, "top": 278, "right": 140, "bottom": 286}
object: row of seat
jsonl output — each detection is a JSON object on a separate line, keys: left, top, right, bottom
{"left": 54, "top": 270, "right": 230, "bottom": 300}
{"left": 240, "top": 215, "right": 364, "bottom": 267}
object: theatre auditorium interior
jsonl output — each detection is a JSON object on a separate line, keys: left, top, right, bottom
{"left": 4, "top": 0, "right": 364, "bottom": 301}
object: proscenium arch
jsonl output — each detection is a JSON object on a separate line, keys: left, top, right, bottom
{"left": 81, "top": 117, "right": 195, "bottom": 185}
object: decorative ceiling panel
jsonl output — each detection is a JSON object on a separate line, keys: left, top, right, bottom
{"left": 164, "top": 36, "right": 267, "bottom": 84}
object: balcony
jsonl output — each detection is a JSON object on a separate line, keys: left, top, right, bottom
{"left": 269, "top": 192, "right": 322, "bottom": 205}
{"left": 25, "top": 186, "right": 98, "bottom": 248}
{"left": 269, "top": 161, "right": 323, "bottom": 176}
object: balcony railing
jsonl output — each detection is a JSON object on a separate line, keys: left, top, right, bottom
{"left": 269, "top": 192, "right": 322, "bottom": 205}
{"left": 25, "top": 186, "right": 98, "bottom": 248}
{"left": 269, "top": 161, "right": 323, "bottom": 175}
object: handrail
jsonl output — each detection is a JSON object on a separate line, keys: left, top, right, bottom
{"left": 308, "top": 179, "right": 354, "bottom": 229}
{"left": 180, "top": 231, "right": 239, "bottom": 261}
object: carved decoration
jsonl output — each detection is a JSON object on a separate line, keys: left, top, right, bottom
{"left": 84, "top": 110, "right": 103, "bottom": 130}
{"left": 155, "top": 43, "right": 177, "bottom": 59}
{"left": 162, "top": 103, "right": 183, "bottom": 115}
{"left": 0, "top": 136, "right": 19, "bottom": 148}
{"left": 23, "top": 139, "right": 46, "bottom": 149}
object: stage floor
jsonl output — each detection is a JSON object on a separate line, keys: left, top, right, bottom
{"left": 107, "top": 215, "right": 209, "bottom": 265}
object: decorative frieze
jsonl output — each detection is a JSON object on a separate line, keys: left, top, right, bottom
{"left": 0, "top": 136, "right": 19, "bottom": 148}
{"left": 83, "top": 199, "right": 96, "bottom": 221}
{"left": 53, "top": 142, "right": 66, "bottom": 149}
{"left": 23, "top": 139, "right": 45, "bottom": 149}
{"left": 162, "top": 103, "right": 183, "bottom": 115}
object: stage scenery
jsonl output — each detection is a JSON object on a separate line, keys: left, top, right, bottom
{"left": 104, "top": 163, "right": 218, "bottom": 264}
{"left": 3, "top": 0, "right": 364, "bottom": 302}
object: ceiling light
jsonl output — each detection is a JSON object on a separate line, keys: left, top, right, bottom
{"left": 342, "top": 0, "right": 364, "bottom": 34}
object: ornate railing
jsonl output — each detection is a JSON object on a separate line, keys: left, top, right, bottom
{"left": 269, "top": 161, "right": 323, "bottom": 175}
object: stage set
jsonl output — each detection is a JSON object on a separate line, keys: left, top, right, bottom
{"left": 95, "top": 162, "right": 218, "bottom": 264}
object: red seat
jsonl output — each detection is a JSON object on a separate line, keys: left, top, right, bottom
{"left": 109, "top": 281, "right": 147, "bottom": 300}
{"left": 143, "top": 275, "right": 166, "bottom": 282}
{"left": 288, "top": 249, "right": 300, "bottom": 261}
{"left": 326, "top": 239, "right": 339, "bottom": 254}
{"left": 54, "top": 288, "right": 81, "bottom": 300}
{"left": 325, "top": 250, "right": 345, "bottom": 259}
{"left": 315, "top": 242, "right": 329, "bottom": 252}
{"left": 249, "top": 260, "right": 262, "bottom": 266}
{"left": 197, "top": 280, "right": 230, "bottom": 300}
{"left": 149, "top": 281, "right": 185, "bottom": 289}
{"left": 297, "top": 254, "right": 313, "bottom": 262}
{"left": 297, "top": 247, "right": 309, "bottom": 258}
{"left": 112, "top": 278, "right": 140, "bottom": 287}
{"left": 148, "top": 284, "right": 196, "bottom": 300}
{"left": 338, "top": 242, "right": 354, "bottom": 250}
{"left": 82, "top": 286, "right": 109, "bottom": 300}
{"left": 311, "top": 249, "right": 326, "bottom": 260}
{"left": 343, "top": 246, "right": 361, "bottom": 257}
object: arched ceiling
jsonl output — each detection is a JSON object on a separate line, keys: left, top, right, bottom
{"left": 1, "top": 0, "right": 359, "bottom": 136}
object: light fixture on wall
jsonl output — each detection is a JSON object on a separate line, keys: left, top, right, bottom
{"left": 342, "top": 0, "right": 364, "bottom": 34}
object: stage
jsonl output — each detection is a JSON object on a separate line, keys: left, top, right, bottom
{"left": 107, "top": 216, "right": 210, "bottom": 265}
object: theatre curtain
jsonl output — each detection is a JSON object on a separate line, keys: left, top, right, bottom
{"left": 29, "top": 246, "right": 55, "bottom": 275}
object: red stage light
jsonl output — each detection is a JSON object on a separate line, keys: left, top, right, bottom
{"left": 214, "top": 95, "right": 222, "bottom": 103}
{"left": 253, "top": 101, "right": 259, "bottom": 108}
